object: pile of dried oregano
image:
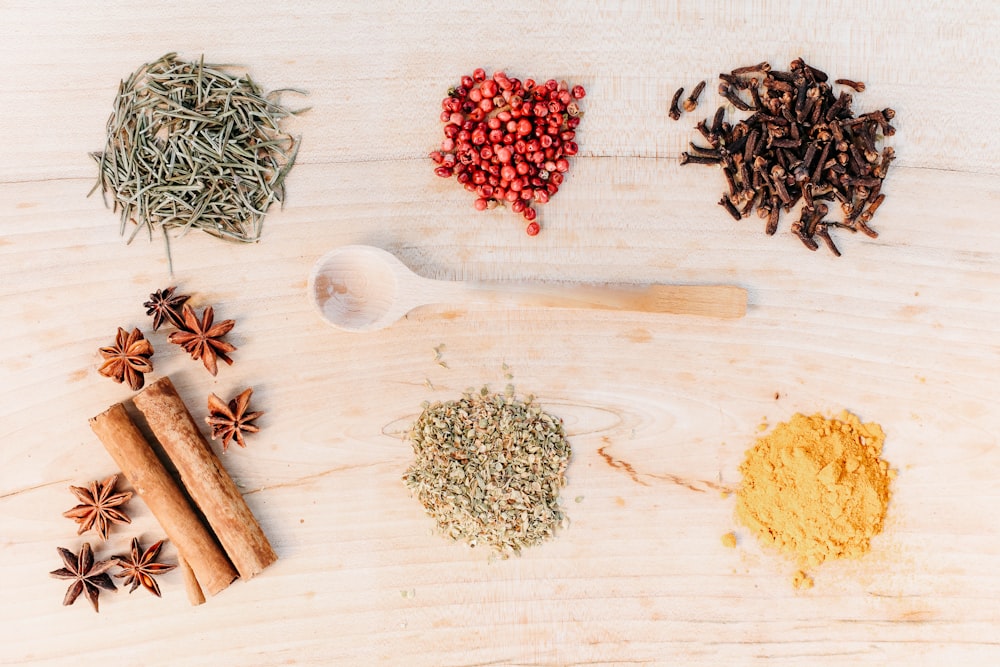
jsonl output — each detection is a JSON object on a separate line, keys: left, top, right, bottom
{"left": 404, "top": 388, "right": 571, "bottom": 556}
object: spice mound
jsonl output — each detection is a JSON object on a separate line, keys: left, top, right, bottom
{"left": 91, "top": 53, "right": 303, "bottom": 249}
{"left": 431, "top": 68, "right": 586, "bottom": 236}
{"left": 404, "top": 389, "right": 571, "bottom": 556}
{"left": 681, "top": 58, "right": 896, "bottom": 255}
{"left": 735, "top": 411, "right": 894, "bottom": 586}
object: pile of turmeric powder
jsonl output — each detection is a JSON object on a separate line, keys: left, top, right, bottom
{"left": 735, "top": 411, "right": 894, "bottom": 588}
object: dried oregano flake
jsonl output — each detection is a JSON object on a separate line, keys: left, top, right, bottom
{"left": 404, "top": 388, "right": 571, "bottom": 556}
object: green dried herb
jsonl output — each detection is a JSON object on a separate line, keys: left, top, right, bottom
{"left": 404, "top": 388, "right": 571, "bottom": 556}
{"left": 90, "top": 53, "right": 307, "bottom": 265}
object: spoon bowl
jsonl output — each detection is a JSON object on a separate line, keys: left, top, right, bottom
{"left": 309, "top": 245, "right": 411, "bottom": 332}
{"left": 309, "top": 245, "right": 747, "bottom": 332}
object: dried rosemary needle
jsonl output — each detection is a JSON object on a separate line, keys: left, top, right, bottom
{"left": 404, "top": 388, "right": 571, "bottom": 556}
{"left": 90, "top": 53, "right": 306, "bottom": 261}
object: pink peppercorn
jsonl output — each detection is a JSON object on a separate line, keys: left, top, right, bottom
{"left": 434, "top": 69, "right": 585, "bottom": 233}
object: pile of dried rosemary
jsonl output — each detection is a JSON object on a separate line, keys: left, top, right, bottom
{"left": 404, "top": 388, "right": 571, "bottom": 556}
{"left": 90, "top": 53, "right": 305, "bottom": 262}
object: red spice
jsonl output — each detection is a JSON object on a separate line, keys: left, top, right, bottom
{"left": 431, "top": 68, "right": 585, "bottom": 233}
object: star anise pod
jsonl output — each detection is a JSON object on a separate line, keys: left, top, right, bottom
{"left": 63, "top": 474, "right": 132, "bottom": 540}
{"left": 143, "top": 286, "right": 190, "bottom": 330}
{"left": 206, "top": 387, "right": 264, "bottom": 451}
{"left": 50, "top": 542, "right": 117, "bottom": 612}
{"left": 168, "top": 305, "right": 237, "bottom": 376}
{"left": 98, "top": 327, "right": 154, "bottom": 391}
{"left": 114, "top": 537, "right": 177, "bottom": 597}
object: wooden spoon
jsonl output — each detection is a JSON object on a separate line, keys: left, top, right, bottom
{"left": 308, "top": 245, "right": 747, "bottom": 332}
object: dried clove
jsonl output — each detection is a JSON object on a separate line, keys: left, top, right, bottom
{"left": 711, "top": 106, "right": 726, "bottom": 135}
{"left": 719, "top": 83, "right": 753, "bottom": 111}
{"left": 679, "top": 151, "right": 721, "bottom": 166}
{"left": 835, "top": 78, "right": 866, "bottom": 92}
{"left": 731, "top": 62, "right": 771, "bottom": 75}
{"left": 719, "top": 196, "right": 742, "bottom": 221}
{"left": 668, "top": 87, "right": 684, "bottom": 120}
{"left": 679, "top": 59, "right": 896, "bottom": 255}
{"left": 683, "top": 81, "right": 706, "bottom": 113}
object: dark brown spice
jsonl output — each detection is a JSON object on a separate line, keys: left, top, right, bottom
{"left": 720, "top": 196, "right": 742, "bottom": 221}
{"left": 680, "top": 58, "right": 896, "bottom": 254}
{"left": 683, "top": 81, "right": 706, "bottom": 112}
{"left": 668, "top": 86, "right": 684, "bottom": 120}
{"left": 719, "top": 83, "right": 753, "bottom": 111}
{"left": 835, "top": 78, "right": 866, "bottom": 92}
{"left": 734, "top": 62, "right": 770, "bottom": 75}
{"left": 50, "top": 543, "right": 117, "bottom": 612}
{"left": 680, "top": 151, "right": 721, "bottom": 166}
{"left": 143, "top": 286, "right": 190, "bottom": 330}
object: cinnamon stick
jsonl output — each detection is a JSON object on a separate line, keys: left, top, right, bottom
{"left": 178, "top": 556, "right": 207, "bottom": 606}
{"left": 89, "top": 403, "right": 237, "bottom": 597}
{"left": 133, "top": 377, "right": 277, "bottom": 579}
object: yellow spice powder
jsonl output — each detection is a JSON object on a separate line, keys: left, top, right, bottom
{"left": 736, "top": 411, "right": 894, "bottom": 577}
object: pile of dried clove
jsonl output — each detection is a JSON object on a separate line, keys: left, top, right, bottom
{"left": 679, "top": 58, "right": 896, "bottom": 255}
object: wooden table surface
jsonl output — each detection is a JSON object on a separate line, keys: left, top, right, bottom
{"left": 3, "top": 1, "right": 999, "bottom": 665}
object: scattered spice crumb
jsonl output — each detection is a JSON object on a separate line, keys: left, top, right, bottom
{"left": 721, "top": 532, "right": 737, "bottom": 548}
{"left": 574, "top": 495, "right": 584, "bottom": 503}
{"left": 793, "top": 570, "right": 815, "bottom": 589}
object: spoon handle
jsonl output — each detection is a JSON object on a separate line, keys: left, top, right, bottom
{"left": 439, "top": 282, "right": 747, "bottom": 319}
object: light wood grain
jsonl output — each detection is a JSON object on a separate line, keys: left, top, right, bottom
{"left": 2, "top": 1, "right": 1000, "bottom": 665}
